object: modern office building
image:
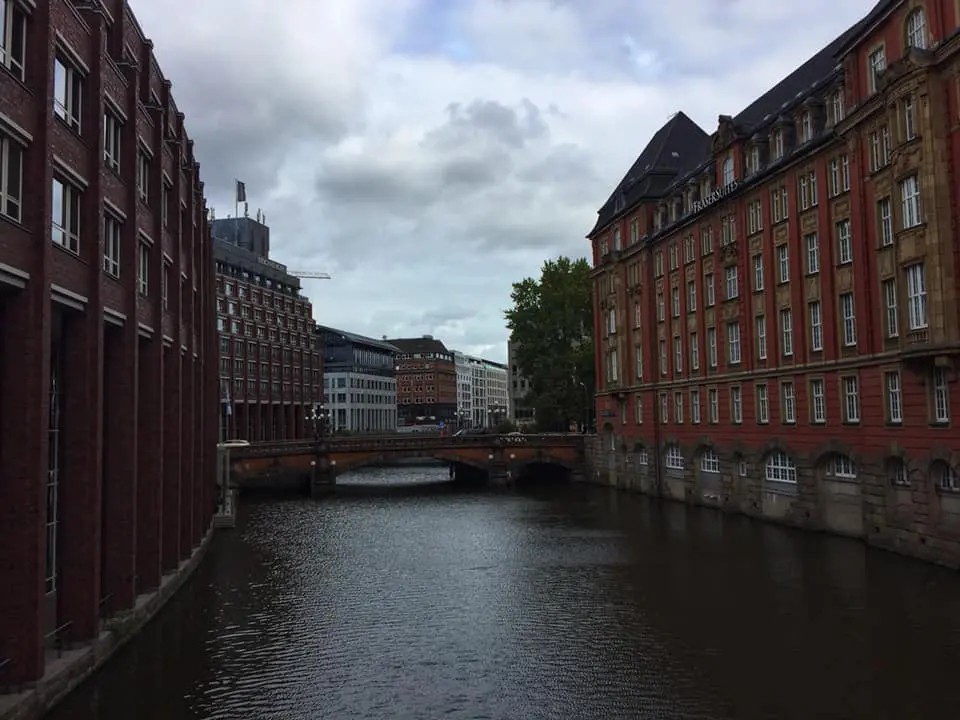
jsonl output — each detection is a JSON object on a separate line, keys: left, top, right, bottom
{"left": 453, "top": 350, "right": 509, "bottom": 428}
{"left": 454, "top": 351, "right": 476, "bottom": 427}
{"left": 211, "top": 216, "right": 321, "bottom": 441}
{"left": 508, "top": 338, "right": 536, "bottom": 426}
{"left": 0, "top": 0, "right": 217, "bottom": 686}
{"left": 316, "top": 326, "right": 398, "bottom": 432}
{"left": 389, "top": 336, "right": 457, "bottom": 426}
{"left": 589, "top": 1, "right": 960, "bottom": 540}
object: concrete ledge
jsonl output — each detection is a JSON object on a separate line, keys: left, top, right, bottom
{"left": 0, "top": 525, "right": 216, "bottom": 720}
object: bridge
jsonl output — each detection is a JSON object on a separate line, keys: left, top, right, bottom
{"left": 228, "top": 433, "right": 585, "bottom": 495}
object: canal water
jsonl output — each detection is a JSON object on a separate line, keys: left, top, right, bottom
{"left": 49, "top": 466, "right": 960, "bottom": 719}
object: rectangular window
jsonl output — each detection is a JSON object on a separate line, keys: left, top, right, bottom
{"left": 705, "top": 273, "right": 715, "bottom": 306}
{"left": 687, "top": 280, "right": 697, "bottom": 311}
{"left": 883, "top": 279, "right": 899, "bottom": 337}
{"left": 138, "top": 242, "right": 149, "bottom": 296}
{"left": 843, "top": 376, "right": 860, "bottom": 422}
{"left": 756, "top": 315, "right": 767, "bottom": 359}
{"left": 137, "top": 149, "right": 150, "bottom": 202}
{"left": 905, "top": 263, "right": 927, "bottom": 330}
{"left": 607, "top": 349, "right": 618, "bottom": 383}
{"left": 878, "top": 198, "right": 893, "bottom": 246}
{"left": 634, "top": 394, "right": 643, "bottom": 424}
{"left": 756, "top": 383, "right": 769, "bottom": 424}
{"left": 51, "top": 177, "right": 81, "bottom": 253}
{"left": 780, "top": 309, "right": 793, "bottom": 356}
{"left": 54, "top": 55, "right": 83, "bottom": 132}
{"left": 781, "top": 381, "right": 796, "bottom": 424}
{"left": 634, "top": 345, "right": 643, "bottom": 380}
{"left": 673, "top": 336, "right": 683, "bottom": 373}
{"left": 836, "top": 220, "right": 852, "bottom": 264}
{"left": 725, "top": 266, "right": 739, "bottom": 299}
{"left": 659, "top": 339, "right": 667, "bottom": 376}
{"left": 690, "top": 332, "right": 699, "bottom": 370}
{"left": 1, "top": 0, "right": 27, "bottom": 80}
{"left": 727, "top": 321, "right": 741, "bottom": 364}
{"left": 840, "top": 292, "right": 857, "bottom": 346}
{"left": 0, "top": 134, "right": 23, "bottom": 222}
{"left": 811, "top": 378, "right": 826, "bottom": 423}
{"left": 659, "top": 392, "right": 668, "bottom": 424}
{"left": 674, "top": 392, "right": 683, "bottom": 423}
{"left": 753, "top": 253, "right": 764, "bottom": 291}
{"left": 671, "top": 286, "right": 680, "bottom": 317}
{"left": 691, "top": 389, "right": 701, "bottom": 424}
{"left": 805, "top": 233, "right": 819, "bottom": 274}
{"left": 162, "top": 262, "right": 170, "bottom": 309}
{"left": 777, "top": 244, "right": 789, "bottom": 283}
{"left": 103, "top": 213, "right": 121, "bottom": 277}
{"left": 730, "top": 386, "right": 743, "bottom": 423}
{"left": 707, "top": 326, "right": 718, "bottom": 368}
{"left": 903, "top": 94, "right": 916, "bottom": 141}
{"left": 104, "top": 112, "right": 121, "bottom": 171}
{"left": 607, "top": 307, "right": 616, "bottom": 335}
{"left": 886, "top": 371, "right": 902, "bottom": 424}
{"left": 868, "top": 46, "right": 886, "bottom": 94}
{"left": 901, "top": 175, "right": 921, "bottom": 228}
{"left": 933, "top": 368, "right": 950, "bottom": 423}
{"left": 809, "top": 301, "right": 823, "bottom": 351}
{"left": 657, "top": 293, "right": 665, "bottom": 322}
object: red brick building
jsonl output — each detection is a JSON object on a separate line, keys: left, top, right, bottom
{"left": 388, "top": 336, "right": 458, "bottom": 426}
{"left": 211, "top": 216, "right": 322, "bottom": 441}
{"left": 589, "top": 1, "right": 960, "bottom": 560}
{"left": 0, "top": 0, "right": 217, "bottom": 685}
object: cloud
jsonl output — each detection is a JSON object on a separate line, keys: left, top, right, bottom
{"left": 129, "top": 0, "right": 876, "bottom": 362}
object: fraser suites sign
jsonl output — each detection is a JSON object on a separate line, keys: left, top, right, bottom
{"left": 691, "top": 180, "right": 739, "bottom": 215}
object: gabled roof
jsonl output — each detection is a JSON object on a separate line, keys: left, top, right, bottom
{"left": 386, "top": 336, "right": 451, "bottom": 356}
{"left": 591, "top": 112, "right": 710, "bottom": 235}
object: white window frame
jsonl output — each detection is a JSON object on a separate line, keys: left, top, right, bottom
{"left": 708, "top": 387, "right": 719, "bottom": 423}
{"left": 665, "top": 445, "right": 685, "bottom": 470}
{"left": 691, "top": 389, "right": 701, "bottom": 424}
{"left": 883, "top": 279, "right": 899, "bottom": 337}
{"left": 137, "top": 148, "right": 150, "bottom": 203}
{"left": 765, "top": 452, "right": 797, "bottom": 484}
{"left": 827, "top": 455, "right": 857, "bottom": 479}
{"left": 707, "top": 327, "right": 718, "bottom": 368}
{"left": 933, "top": 368, "right": 950, "bottom": 423}
{"left": 868, "top": 46, "right": 886, "bottom": 94}
{"left": 780, "top": 309, "right": 793, "bottom": 356}
{"left": 811, "top": 378, "right": 826, "bottom": 423}
{"left": 809, "top": 301, "right": 823, "bottom": 351}
{"left": 687, "top": 280, "right": 697, "bottom": 311}
{"left": 781, "top": 381, "right": 796, "bottom": 424}
{"left": 52, "top": 176, "right": 80, "bottom": 253}
{"left": 906, "top": 9, "right": 927, "bottom": 50}
{"left": 886, "top": 371, "right": 902, "bottom": 424}
{"left": 756, "top": 383, "right": 769, "bottom": 424}
{"left": 903, "top": 95, "right": 916, "bottom": 141}
{"left": 905, "top": 263, "right": 927, "bottom": 330}
{"left": 0, "top": 134, "right": 23, "bottom": 222}
{"left": 836, "top": 220, "right": 852, "bottom": 264}
{"left": 756, "top": 315, "right": 767, "bottom": 359}
{"left": 705, "top": 273, "right": 715, "bottom": 306}
{"left": 727, "top": 321, "right": 741, "bottom": 365}
{"left": 673, "top": 336, "right": 683, "bottom": 373}
{"left": 753, "top": 253, "right": 764, "bottom": 291}
{"left": 879, "top": 198, "right": 893, "bottom": 246}
{"left": 840, "top": 292, "right": 857, "bottom": 347}
{"left": 103, "top": 213, "right": 121, "bottom": 278}
{"left": 901, "top": 175, "right": 921, "bottom": 228}
{"left": 54, "top": 55, "right": 83, "bottom": 132}
{"left": 671, "top": 286, "right": 680, "bottom": 317}
{"left": 138, "top": 242, "right": 149, "bottom": 296}
{"left": 731, "top": 386, "right": 742, "bottom": 423}
{"left": 1, "top": 0, "right": 27, "bottom": 80}
{"left": 843, "top": 376, "right": 860, "bottom": 422}
{"left": 805, "top": 233, "right": 819, "bottom": 274}
{"left": 104, "top": 111, "right": 121, "bottom": 172}
{"left": 725, "top": 266, "right": 738, "bottom": 300}
{"left": 674, "top": 391, "right": 683, "bottom": 423}
{"left": 777, "top": 244, "right": 789, "bottom": 283}
{"left": 700, "top": 449, "right": 720, "bottom": 474}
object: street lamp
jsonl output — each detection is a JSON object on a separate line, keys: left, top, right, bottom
{"left": 306, "top": 403, "right": 330, "bottom": 487}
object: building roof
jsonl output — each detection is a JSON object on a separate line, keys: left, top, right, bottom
{"left": 589, "top": 5, "right": 880, "bottom": 236}
{"left": 386, "top": 336, "right": 451, "bottom": 356}
{"left": 315, "top": 325, "right": 400, "bottom": 353}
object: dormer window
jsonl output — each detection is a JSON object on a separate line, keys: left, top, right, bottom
{"left": 906, "top": 8, "right": 927, "bottom": 50}
{"left": 868, "top": 46, "right": 886, "bottom": 94}
{"left": 613, "top": 227, "right": 621, "bottom": 251}
{"left": 721, "top": 157, "right": 734, "bottom": 186}
{"left": 829, "top": 91, "right": 844, "bottom": 125}
{"left": 799, "top": 112, "right": 812, "bottom": 143}
{"left": 773, "top": 129, "right": 784, "bottom": 160}
{"left": 702, "top": 176, "right": 713, "bottom": 198}
{"left": 747, "top": 146, "right": 760, "bottom": 175}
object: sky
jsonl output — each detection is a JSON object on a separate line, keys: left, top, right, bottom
{"left": 130, "top": 0, "right": 875, "bottom": 363}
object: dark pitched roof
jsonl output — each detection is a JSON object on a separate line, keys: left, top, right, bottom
{"left": 834, "top": 0, "right": 899, "bottom": 57}
{"left": 315, "top": 325, "right": 400, "bottom": 353}
{"left": 386, "top": 336, "right": 451, "bottom": 356}
{"left": 589, "top": 5, "right": 884, "bottom": 237}
{"left": 591, "top": 112, "right": 709, "bottom": 234}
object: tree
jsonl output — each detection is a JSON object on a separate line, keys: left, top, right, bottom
{"left": 504, "top": 256, "right": 595, "bottom": 432}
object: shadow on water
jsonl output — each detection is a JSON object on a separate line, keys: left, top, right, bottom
{"left": 47, "top": 466, "right": 960, "bottom": 720}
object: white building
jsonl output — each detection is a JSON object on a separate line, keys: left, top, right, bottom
{"left": 317, "top": 326, "right": 399, "bottom": 433}
{"left": 453, "top": 350, "right": 509, "bottom": 429}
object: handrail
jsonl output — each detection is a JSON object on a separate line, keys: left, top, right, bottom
{"left": 44, "top": 621, "right": 73, "bottom": 658}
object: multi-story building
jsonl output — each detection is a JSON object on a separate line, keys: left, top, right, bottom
{"left": 317, "top": 326, "right": 398, "bottom": 432}
{"left": 508, "top": 338, "right": 536, "bottom": 426}
{"left": 453, "top": 351, "right": 510, "bottom": 428}
{"left": 211, "top": 216, "right": 321, "bottom": 441}
{"left": 389, "top": 336, "right": 457, "bottom": 426}
{"left": 0, "top": 0, "right": 217, "bottom": 686}
{"left": 589, "top": 1, "right": 960, "bottom": 556}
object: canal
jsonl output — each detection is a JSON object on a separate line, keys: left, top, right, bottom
{"left": 49, "top": 466, "right": 960, "bottom": 719}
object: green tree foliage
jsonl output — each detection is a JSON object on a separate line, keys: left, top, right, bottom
{"left": 504, "top": 256, "right": 595, "bottom": 431}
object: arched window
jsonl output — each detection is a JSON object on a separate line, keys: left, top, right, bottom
{"left": 890, "top": 459, "right": 909, "bottom": 487}
{"left": 700, "top": 448, "right": 720, "bottom": 473}
{"left": 765, "top": 451, "right": 797, "bottom": 483}
{"left": 906, "top": 8, "right": 927, "bottom": 50}
{"left": 665, "top": 444, "right": 685, "bottom": 470}
{"left": 722, "top": 157, "right": 735, "bottom": 186}
{"left": 635, "top": 447, "right": 649, "bottom": 465}
{"left": 826, "top": 454, "right": 856, "bottom": 479}
{"left": 934, "top": 461, "right": 958, "bottom": 491}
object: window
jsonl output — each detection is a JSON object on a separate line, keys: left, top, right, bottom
{"left": 731, "top": 386, "right": 742, "bottom": 423}
{"left": 687, "top": 280, "right": 697, "bottom": 311}
{"left": 708, "top": 387, "right": 719, "bottom": 423}
{"left": 886, "top": 371, "right": 902, "bottom": 424}
{"left": 673, "top": 336, "right": 683, "bottom": 373}
{"left": 54, "top": 55, "right": 83, "bottom": 131}
{"left": 700, "top": 226, "right": 713, "bottom": 255}
{"left": 836, "top": 220, "right": 852, "bottom": 264}
{"left": 937, "top": 464, "right": 958, "bottom": 492}
{"left": 805, "top": 233, "right": 819, "bottom": 274}
{"left": 840, "top": 293, "right": 856, "bottom": 347}
{"left": 781, "top": 381, "right": 796, "bottom": 423}
{"left": 1, "top": 0, "right": 27, "bottom": 80}
{"left": 905, "top": 263, "right": 927, "bottom": 330}
{"left": 138, "top": 242, "right": 149, "bottom": 296}
{"left": 634, "top": 394, "right": 643, "bottom": 424}
{"left": 671, "top": 286, "right": 680, "bottom": 317}
{"left": 830, "top": 90, "right": 844, "bottom": 125}
{"left": 612, "top": 227, "right": 621, "bottom": 251}
{"left": 843, "top": 376, "right": 860, "bottom": 422}
{"left": 780, "top": 309, "right": 793, "bottom": 356}
{"left": 903, "top": 95, "right": 916, "bottom": 141}
{"left": 722, "top": 157, "right": 734, "bottom": 186}
{"left": 0, "top": 134, "right": 22, "bottom": 222}
{"left": 137, "top": 149, "right": 150, "bottom": 202}
{"left": 707, "top": 327, "right": 718, "bottom": 368}
{"left": 725, "top": 266, "right": 738, "bottom": 299}
{"left": 748, "top": 200, "right": 763, "bottom": 234}
{"left": 756, "top": 383, "right": 769, "bottom": 424}
{"left": 883, "top": 279, "right": 899, "bottom": 337}
{"left": 104, "top": 112, "right": 121, "bottom": 171}
{"left": 701, "top": 449, "right": 720, "bottom": 474}
{"left": 659, "top": 339, "right": 667, "bottom": 376}
{"left": 868, "top": 46, "right": 886, "bottom": 94}
{"left": 901, "top": 175, "right": 921, "bottom": 228}
{"left": 756, "top": 315, "right": 767, "bottom": 359}
{"left": 665, "top": 445, "right": 684, "bottom": 470}
{"left": 607, "top": 307, "right": 616, "bottom": 335}
{"left": 674, "top": 392, "right": 683, "bottom": 423}
{"left": 878, "top": 198, "right": 893, "bottom": 246}
{"left": 799, "top": 112, "right": 812, "bottom": 143}
{"left": 659, "top": 392, "right": 668, "bottom": 423}
{"left": 809, "top": 301, "right": 823, "bottom": 351}
{"left": 777, "top": 244, "right": 789, "bottom": 283}
{"left": 103, "top": 214, "right": 121, "bottom": 277}
{"left": 691, "top": 389, "right": 701, "bottom": 423}
{"left": 772, "top": 185, "right": 787, "bottom": 222}
{"left": 827, "top": 455, "right": 857, "bottom": 479}
{"left": 765, "top": 452, "right": 797, "bottom": 483}
{"left": 727, "top": 321, "right": 741, "bottom": 364}
{"left": 690, "top": 332, "right": 699, "bottom": 370}
{"left": 906, "top": 8, "right": 927, "bottom": 50}
{"left": 633, "top": 301, "right": 642, "bottom": 328}
{"left": 705, "top": 273, "right": 715, "bottom": 306}
{"left": 162, "top": 262, "right": 170, "bottom": 310}
{"left": 630, "top": 219, "right": 639, "bottom": 245}
{"left": 51, "top": 177, "right": 80, "bottom": 253}
{"left": 657, "top": 292, "right": 665, "bottom": 322}
{"left": 773, "top": 129, "right": 784, "bottom": 160}
{"left": 811, "top": 378, "right": 826, "bottom": 423}
{"left": 747, "top": 146, "right": 760, "bottom": 175}
{"left": 933, "top": 368, "right": 950, "bottom": 423}
{"left": 669, "top": 242, "right": 678, "bottom": 269}
{"left": 753, "top": 254, "right": 764, "bottom": 291}
{"left": 892, "top": 460, "right": 909, "bottom": 487}
{"left": 634, "top": 345, "right": 643, "bottom": 380}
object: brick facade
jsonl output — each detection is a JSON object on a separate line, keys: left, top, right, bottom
{"left": 0, "top": 0, "right": 217, "bottom": 685}
{"left": 588, "top": 1, "right": 960, "bottom": 565}
{"left": 389, "top": 336, "right": 458, "bottom": 426}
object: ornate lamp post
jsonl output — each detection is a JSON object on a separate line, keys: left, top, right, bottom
{"left": 306, "top": 403, "right": 330, "bottom": 489}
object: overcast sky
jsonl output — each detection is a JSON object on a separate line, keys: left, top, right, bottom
{"left": 130, "top": 0, "right": 873, "bottom": 363}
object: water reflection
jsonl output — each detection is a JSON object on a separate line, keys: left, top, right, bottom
{"left": 49, "top": 467, "right": 960, "bottom": 719}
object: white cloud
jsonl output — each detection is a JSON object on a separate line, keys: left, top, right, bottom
{"left": 129, "top": 0, "right": 876, "bottom": 362}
